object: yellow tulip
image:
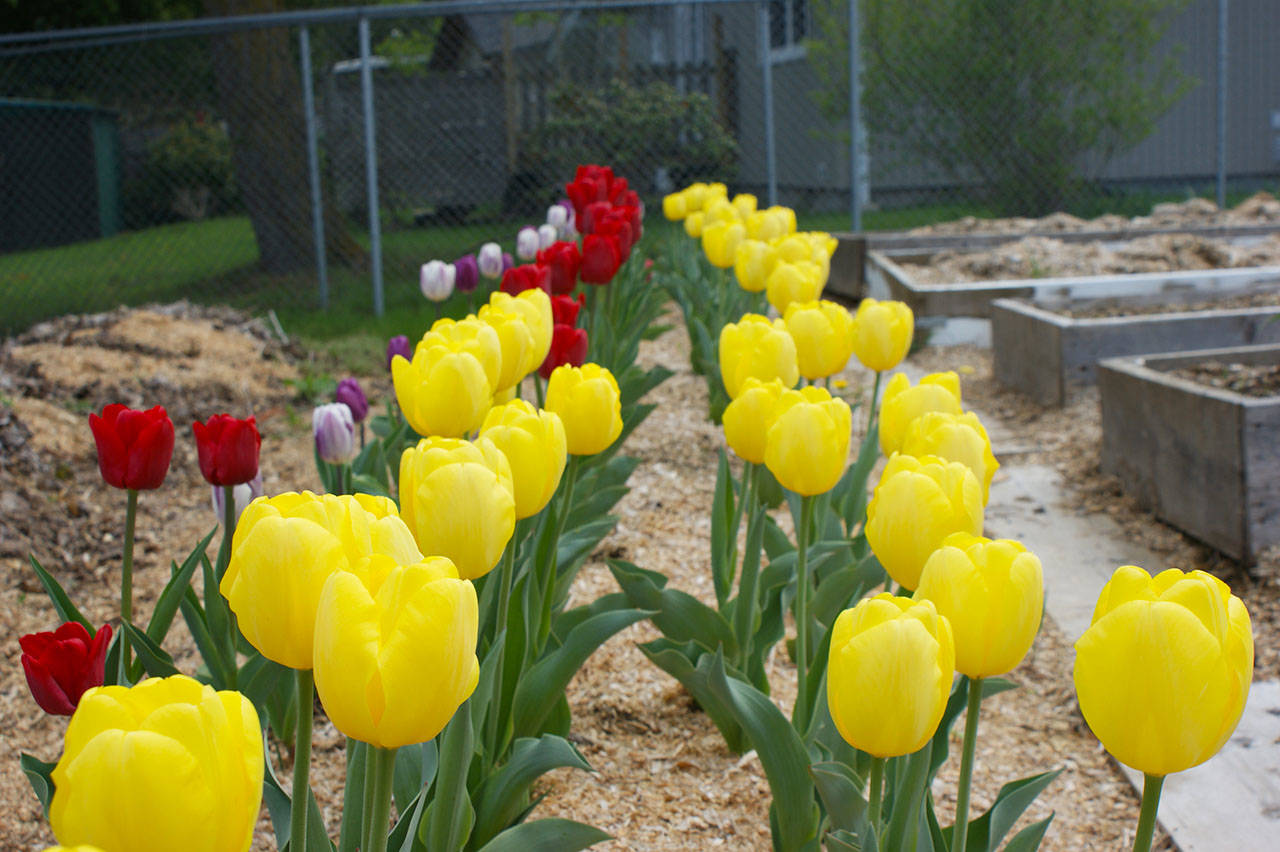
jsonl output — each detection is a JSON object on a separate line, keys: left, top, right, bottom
{"left": 764, "top": 386, "right": 852, "bottom": 496}
{"left": 827, "top": 594, "right": 955, "bottom": 758}
{"left": 851, "top": 298, "right": 915, "bottom": 373}
{"left": 703, "top": 182, "right": 729, "bottom": 207}
{"left": 900, "top": 411, "right": 999, "bottom": 503}
{"left": 1073, "top": 566, "right": 1253, "bottom": 776}
{"left": 662, "top": 191, "right": 688, "bottom": 221}
{"left": 772, "top": 233, "right": 814, "bottom": 263}
{"left": 223, "top": 492, "right": 420, "bottom": 669}
{"left": 544, "top": 363, "right": 624, "bottom": 456}
{"left": 878, "top": 371, "right": 962, "bottom": 456}
{"left": 44, "top": 847, "right": 108, "bottom": 852}
{"left": 682, "top": 182, "right": 708, "bottom": 210}
{"left": 424, "top": 316, "right": 503, "bottom": 392}
{"left": 704, "top": 197, "right": 739, "bottom": 226}
{"left": 722, "top": 377, "right": 788, "bottom": 464}
{"left": 391, "top": 340, "right": 492, "bottom": 438}
{"left": 865, "top": 454, "right": 984, "bottom": 590}
{"left": 398, "top": 437, "right": 516, "bottom": 580}
{"left": 783, "top": 300, "right": 855, "bottom": 380}
{"left": 718, "top": 313, "right": 800, "bottom": 399}
{"left": 684, "top": 211, "right": 705, "bottom": 238}
{"left": 480, "top": 399, "right": 567, "bottom": 518}
{"left": 733, "top": 239, "right": 777, "bottom": 293}
{"left": 914, "top": 533, "right": 1043, "bottom": 678}
{"left": 765, "top": 260, "right": 824, "bottom": 313}
{"left": 702, "top": 221, "right": 747, "bottom": 269}
{"left": 314, "top": 556, "right": 478, "bottom": 749}
{"left": 731, "top": 193, "right": 758, "bottom": 219}
{"left": 478, "top": 301, "right": 535, "bottom": 393}
{"left": 50, "top": 675, "right": 262, "bottom": 852}
{"left": 769, "top": 205, "right": 798, "bottom": 235}
{"left": 492, "top": 288, "right": 553, "bottom": 375}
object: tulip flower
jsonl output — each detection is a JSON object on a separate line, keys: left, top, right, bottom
{"left": 489, "top": 288, "right": 553, "bottom": 373}
{"left": 731, "top": 193, "right": 758, "bottom": 219}
{"left": 516, "top": 226, "right": 540, "bottom": 260}
{"left": 50, "top": 674, "right": 263, "bottom": 852}
{"left": 534, "top": 222, "right": 557, "bottom": 250}
{"left": 500, "top": 263, "right": 552, "bottom": 296}
{"left": 580, "top": 233, "right": 623, "bottom": 284}
{"left": 683, "top": 210, "right": 705, "bottom": 238}
{"left": 192, "top": 414, "right": 261, "bottom": 487}
{"left": 662, "top": 191, "right": 687, "bottom": 220}
{"left": 211, "top": 472, "right": 263, "bottom": 527}
{"left": 551, "top": 293, "right": 585, "bottom": 327}
{"left": 878, "top": 371, "right": 963, "bottom": 456}
{"left": 783, "top": 300, "right": 856, "bottom": 380}
{"left": 702, "top": 221, "right": 746, "bottom": 269}
{"left": 865, "top": 454, "right": 984, "bottom": 591}
{"left": 547, "top": 202, "right": 570, "bottom": 231}
{"left": 539, "top": 325, "right": 589, "bottom": 380}
{"left": 391, "top": 343, "right": 491, "bottom": 439}
{"left": 480, "top": 400, "right": 567, "bottom": 519}
{"left": 851, "top": 298, "right": 915, "bottom": 373}
{"left": 419, "top": 260, "right": 456, "bottom": 302}
{"left": 334, "top": 377, "right": 369, "bottom": 423}
{"left": 682, "top": 182, "right": 708, "bottom": 210}
{"left": 733, "top": 239, "right": 777, "bottom": 293}
{"left": 313, "top": 402, "right": 357, "bottom": 466}
{"left": 20, "top": 622, "right": 112, "bottom": 716}
{"left": 901, "top": 411, "right": 999, "bottom": 502}
{"left": 454, "top": 253, "right": 480, "bottom": 293}
{"left": 704, "top": 197, "right": 739, "bottom": 226}
{"left": 722, "top": 377, "right": 788, "bottom": 465}
{"left": 385, "top": 334, "right": 412, "bottom": 370}
{"left": 478, "top": 300, "right": 537, "bottom": 393}
{"left": 423, "top": 316, "right": 504, "bottom": 397}
{"left": 764, "top": 386, "right": 852, "bottom": 497}
{"left": 828, "top": 594, "right": 955, "bottom": 758}
{"left": 718, "top": 313, "right": 800, "bottom": 399}
{"left": 545, "top": 363, "right": 623, "bottom": 456}
{"left": 1074, "top": 566, "right": 1253, "bottom": 852}
{"left": 596, "top": 210, "right": 635, "bottom": 261}
{"left": 43, "top": 846, "right": 107, "bottom": 851}
{"left": 88, "top": 404, "right": 174, "bottom": 492}
{"left": 399, "top": 437, "right": 516, "bottom": 580}
{"left": 478, "top": 242, "right": 504, "bottom": 279}
{"left": 766, "top": 260, "right": 825, "bottom": 313}
{"left": 538, "top": 240, "right": 582, "bottom": 295}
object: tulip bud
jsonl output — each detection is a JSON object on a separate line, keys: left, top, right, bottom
{"left": 683, "top": 182, "right": 708, "bottom": 210}
{"left": 827, "top": 594, "right": 955, "bottom": 757}
{"left": 539, "top": 324, "right": 589, "bottom": 379}
{"left": 900, "top": 411, "right": 999, "bottom": 502}
{"left": 851, "top": 298, "right": 915, "bottom": 373}
{"left": 500, "top": 263, "right": 552, "bottom": 296}
{"left": 314, "top": 557, "right": 478, "bottom": 749}
{"left": 766, "top": 260, "right": 824, "bottom": 314}
{"left": 733, "top": 239, "right": 777, "bottom": 293}
{"left": 764, "top": 386, "right": 852, "bottom": 496}
{"left": 580, "top": 233, "right": 623, "bottom": 285}
{"left": 393, "top": 340, "right": 493, "bottom": 439}
{"left": 386, "top": 334, "right": 412, "bottom": 370}
{"left": 192, "top": 414, "right": 260, "bottom": 487}
{"left": 684, "top": 211, "right": 705, "bottom": 238}
{"left": 662, "top": 191, "right": 687, "bottom": 221}
{"left": 313, "top": 402, "right": 357, "bottom": 465}
{"left": 88, "top": 404, "right": 175, "bottom": 491}
{"left": 454, "top": 254, "right": 480, "bottom": 292}
{"left": 478, "top": 242, "right": 504, "bottom": 279}
{"left": 878, "top": 371, "right": 963, "bottom": 456}
{"left": 481, "top": 399, "right": 568, "bottom": 518}
{"left": 537, "top": 240, "right": 582, "bottom": 295}
{"left": 547, "top": 203, "right": 569, "bottom": 230}
{"left": 424, "top": 316, "right": 504, "bottom": 395}
{"left": 545, "top": 363, "right": 623, "bottom": 456}
{"left": 722, "top": 377, "right": 788, "bottom": 464}
{"left": 1074, "top": 566, "right": 1253, "bottom": 776}
{"left": 732, "top": 193, "right": 758, "bottom": 219}
{"left": 702, "top": 221, "right": 746, "bottom": 269}
{"left": 20, "top": 622, "right": 112, "bottom": 716}
{"left": 335, "top": 377, "right": 369, "bottom": 422}
{"left": 704, "top": 198, "right": 739, "bottom": 226}
{"left": 50, "top": 675, "right": 263, "bottom": 852}
{"left": 551, "top": 293, "right": 585, "bottom": 327}
{"left": 718, "top": 313, "right": 800, "bottom": 399}
{"left": 516, "top": 226, "right": 540, "bottom": 260}
{"left": 865, "top": 453, "right": 984, "bottom": 591}
{"left": 914, "top": 533, "right": 1043, "bottom": 678}
{"left": 783, "top": 300, "right": 855, "bottom": 380}
{"left": 211, "top": 472, "right": 263, "bottom": 526}
{"left": 398, "top": 437, "right": 516, "bottom": 579}
{"left": 537, "top": 223, "right": 558, "bottom": 251}
{"left": 478, "top": 301, "right": 537, "bottom": 393}
{"left": 419, "top": 260, "right": 456, "bottom": 302}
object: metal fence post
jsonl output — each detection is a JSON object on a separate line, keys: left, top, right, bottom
{"left": 299, "top": 25, "right": 328, "bottom": 310}
{"left": 848, "top": 0, "right": 862, "bottom": 232}
{"left": 359, "top": 15, "right": 384, "bottom": 317}
{"left": 1216, "top": 0, "right": 1228, "bottom": 209}
{"left": 758, "top": 3, "right": 777, "bottom": 206}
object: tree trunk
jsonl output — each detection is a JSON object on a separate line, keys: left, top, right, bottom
{"left": 205, "top": 0, "right": 364, "bottom": 275}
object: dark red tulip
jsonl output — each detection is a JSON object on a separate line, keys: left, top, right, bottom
{"left": 538, "top": 241, "right": 582, "bottom": 295}
{"left": 539, "top": 324, "right": 589, "bottom": 379}
{"left": 580, "top": 200, "right": 613, "bottom": 235}
{"left": 88, "top": 404, "right": 175, "bottom": 491}
{"left": 580, "top": 233, "right": 623, "bottom": 285}
{"left": 551, "top": 293, "right": 586, "bottom": 327}
{"left": 192, "top": 414, "right": 261, "bottom": 486}
{"left": 20, "top": 622, "right": 112, "bottom": 716}
{"left": 500, "top": 263, "right": 552, "bottom": 296}
{"left": 596, "top": 210, "right": 635, "bottom": 259}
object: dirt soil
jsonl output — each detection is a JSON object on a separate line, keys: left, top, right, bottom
{"left": 0, "top": 303, "right": 1181, "bottom": 851}
{"left": 1165, "top": 361, "right": 1280, "bottom": 398}
{"left": 1043, "top": 287, "right": 1280, "bottom": 320}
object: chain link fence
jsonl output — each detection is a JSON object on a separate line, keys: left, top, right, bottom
{"left": 0, "top": 0, "right": 1276, "bottom": 334}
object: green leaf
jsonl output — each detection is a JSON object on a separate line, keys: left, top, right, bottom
{"left": 513, "top": 607, "right": 651, "bottom": 739}
{"left": 262, "top": 731, "right": 335, "bottom": 852}
{"left": 948, "top": 770, "right": 1062, "bottom": 852}
{"left": 121, "top": 621, "right": 181, "bottom": 678}
{"left": 638, "top": 638, "right": 749, "bottom": 753}
{"left": 1001, "top": 814, "right": 1056, "bottom": 852}
{"left": 179, "top": 594, "right": 231, "bottom": 688}
{"left": 147, "top": 527, "right": 216, "bottom": 644}
{"left": 28, "top": 555, "right": 91, "bottom": 630}
{"left": 810, "top": 761, "right": 868, "bottom": 835}
{"left": 351, "top": 473, "right": 391, "bottom": 499}
{"left": 475, "top": 818, "right": 610, "bottom": 852}
{"left": 824, "top": 829, "right": 863, "bottom": 852}
{"left": 393, "top": 741, "right": 438, "bottom": 825}
{"left": 884, "top": 744, "right": 933, "bottom": 852}
{"left": 423, "top": 708, "right": 476, "bottom": 852}
{"left": 471, "top": 736, "right": 592, "bottom": 847}
{"left": 389, "top": 789, "right": 429, "bottom": 852}
{"left": 21, "top": 753, "right": 56, "bottom": 818}
{"left": 811, "top": 554, "right": 885, "bottom": 630}
{"left": 608, "top": 560, "right": 737, "bottom": 656}
{"left": 709, "top": 449, "right": 736, "bottom": 608}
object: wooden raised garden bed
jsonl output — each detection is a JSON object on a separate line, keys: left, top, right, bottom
{"left": 1098, "top": 343, "right": 1280, "bottom": 564}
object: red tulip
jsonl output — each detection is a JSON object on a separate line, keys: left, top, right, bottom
{"left": 539, "top": 324, "right": 589, "bottom": 379}
{"left": 551, "top": 293, "right": 586, "bottom": 326}
{"left": 538, "top": 241, "right": 582, "bottom": 295}
{"left": 566, "top": 164, "right": 616, "bottom": 220}
{"left": 596, "top": 210, "right": 635, "bottom": 259}
{"left": 580, "top": 200, "right": 613, "bottom": 235}
{"left": 192, "top": 414, "right": 261, "bottom": 486}
{"left": 500, "top": 263, "right": 552, "bottom": 296}
{"left": 20, "top": 622, "right": 112, "bottom": 716}
{"left": 580, "top": 234, "right": 623, "bottom": 285}
{"left": 88, "top": 404, "right": 175, "bottom": 491}
{"left": 608, "top": 177, "right": 631, "bottom": 206}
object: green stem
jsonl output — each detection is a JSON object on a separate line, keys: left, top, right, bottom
{"left": 793, "top": 495, "right": 815, "bottom": 728}
{"left": 290, "top": 669, "right": 314, "bottom": 852}
{"left": 866, "top": 370, "right": 883, "bottom": 436}
{"left": 360, "top": 744, "right": 377, "bottom": 852}
{"left": 120, "top": 488, "right": 138, "bottom": 678}
{"left": 365, "top": 746, "right": 397, "bottom": 852}
{"left": 534, "top": 373, "right": 545, "bottom": 408}
{"left": 1132, "top": 773, "right": 1165, "bottom": 852}
{"left": 539, "top": 455, "right": 580, "bottom": 651}
{"left": 732, "top": 463, "right": 761, "bottom": 661}
{"left": 726, "top": 462, "right": 755, "bottom": 594}
{"left": 952, "top": 677, "right": 984, "bottom": 852}
{"left": 587, "top": 286, "right": 600, "bottom": 361}
{"left": 218, "top": 483, "right": 239, "bottom": 689}
{"left": 868, "top": 756, "right": 885, "bottom": 836}
{"left": 485, "top": 541, "right": 518, "bottom": 758}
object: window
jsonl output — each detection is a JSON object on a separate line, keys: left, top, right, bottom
{"left": 768, "top": 0, "right": 808, "bottom": 58}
